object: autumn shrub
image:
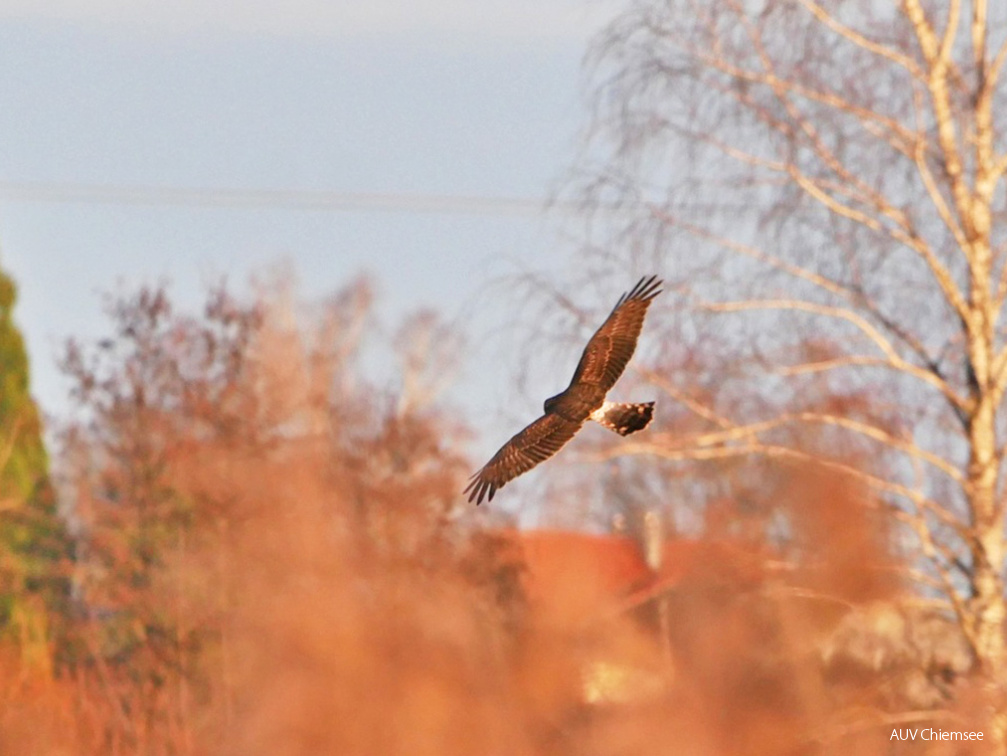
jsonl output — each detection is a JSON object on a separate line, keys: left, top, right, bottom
{"left": 0, "top": 276, "right": 997, "bottom": 755}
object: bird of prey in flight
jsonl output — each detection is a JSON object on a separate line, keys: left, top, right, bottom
{"left": 465, "top": 275, "right": 662, "bottom": 505}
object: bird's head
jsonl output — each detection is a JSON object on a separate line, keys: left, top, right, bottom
{"left": 543, "top": 393, "right": 563, "bottom": 414}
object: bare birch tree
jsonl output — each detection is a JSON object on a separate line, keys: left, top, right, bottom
{"left": 574, "top": 0, "right": 1007, "bottom": 703}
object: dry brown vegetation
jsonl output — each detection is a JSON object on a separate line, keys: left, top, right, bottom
{"left": 4, "top": 0, "right": 1004, "bottom": 751}
{"left": 0, "top": 276, "right": 997, "bottom": 755}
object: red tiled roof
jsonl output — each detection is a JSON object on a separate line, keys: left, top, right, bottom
{"left": 514, "top": 530, "right": 652, "bottom": 606}
{"left": 494, "top": 529, "right": 765, "bottom": 615}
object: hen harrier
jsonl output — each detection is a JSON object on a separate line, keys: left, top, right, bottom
{"left": 465, "top": 275, "right": 662, "bottom": 505}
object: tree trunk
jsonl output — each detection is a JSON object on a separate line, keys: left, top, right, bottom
{"left": 967, "top": 396, "right": 1005, "bottom": 672}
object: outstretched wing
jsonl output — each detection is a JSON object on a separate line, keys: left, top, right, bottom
{"left": 568, "top": 274, "right": 662, "bottom": 392}
{"left": 464, "top": 413, "right": 584, "bottom": 505}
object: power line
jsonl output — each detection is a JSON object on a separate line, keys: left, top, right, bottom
{"left": 0, "top": 180, "right": 752, "bottom": 218}
{"left": 0, "top": 180, "right": 560, "bottom": 217}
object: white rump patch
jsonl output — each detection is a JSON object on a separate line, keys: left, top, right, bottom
{"left": 590, "top": 402, "right": 615, "bottom": 423}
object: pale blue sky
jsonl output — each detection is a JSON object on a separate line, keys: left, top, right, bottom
{"left": 0, "top": 2, "right": 625, "bottom": 482}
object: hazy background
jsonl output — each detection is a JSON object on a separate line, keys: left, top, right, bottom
{"left": 0, "top": 1, "right": 620, "bottom": 469}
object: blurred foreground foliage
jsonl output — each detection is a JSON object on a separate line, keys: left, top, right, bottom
{"left": 0, "top": 275, "right": 996, "bottom": 755}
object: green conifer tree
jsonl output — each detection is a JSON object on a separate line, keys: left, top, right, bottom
{"left": 0, "top": 264, "right": 69, "bottom": 664}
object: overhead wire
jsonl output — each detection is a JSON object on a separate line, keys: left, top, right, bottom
{"left": 0, "top": 180, "right": 748, "bottom": 218}
{"left": 0, "top": 180, "right": 561, "bottom": 217}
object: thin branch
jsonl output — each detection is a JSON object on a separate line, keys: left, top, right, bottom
{"left": 913, "top": 131, "right": 971, "bottom": 254}
{"left": 649, "top": 209, "right": 859, "bottom": 301}
{"left": 701, "top": 299, "right": 967, "bottom": 408}
{"left": 660, "top": 409, "right": 963, "bottom": 484}
{"left": 691, "top": 47, "right": 918, "bottom": 158}
{"left": 900, "top": 501, "right": 979, "bottom": 652}
{"left": 851, "top": 292, "right": 946, "bottom": 377}
{"left": 636, "top": 365, "right": 734, "bottom": 429}
{"left": 797, "top": 0, "right": 925, "bottom": 78}
{"left": 588, "top": 437, "right": 964, "bottom": 535}
{"left": 904, "top": 0, "right": 975, "bottom": 240}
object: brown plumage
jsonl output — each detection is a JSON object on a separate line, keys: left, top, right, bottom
{"left": 465, "top": 275, "right": 662, "bottom": 505}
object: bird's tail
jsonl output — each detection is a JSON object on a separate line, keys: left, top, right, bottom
{"left": 590, "top": 401, "right": 654, "bottom": 436}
